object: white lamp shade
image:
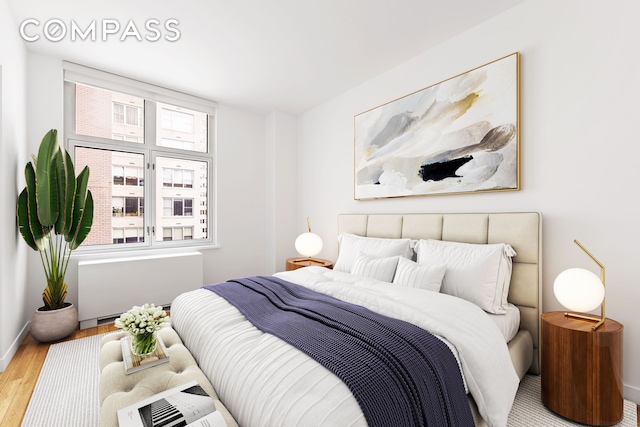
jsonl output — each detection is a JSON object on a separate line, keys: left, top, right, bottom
{"left": 553, "top": 267, "right": 605, "bottom": 312}
{"left": 295, "top": 232, "right": 323, "bottom": 258}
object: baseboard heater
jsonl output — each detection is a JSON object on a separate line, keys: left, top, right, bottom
{"left": 78, "top": 252, "right": 203, "bottom": 329}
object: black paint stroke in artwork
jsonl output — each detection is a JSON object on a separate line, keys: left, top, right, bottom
{"left": 417, "top": 124, "right": 516, "bottom": 183}
{"left": 418, "top": 156, "right": 473, "bottom": 182}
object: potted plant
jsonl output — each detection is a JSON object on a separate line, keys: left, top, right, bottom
{"left": 16, "top": 129, "right": 94, "bottom": 342}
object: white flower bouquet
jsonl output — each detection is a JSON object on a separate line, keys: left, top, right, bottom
{"left": 115, "top": 303, "right": 169, "bottom": 356}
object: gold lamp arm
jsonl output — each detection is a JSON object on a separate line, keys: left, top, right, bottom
{"left": 567, "top": 239, "right": 606, "bottom": 330}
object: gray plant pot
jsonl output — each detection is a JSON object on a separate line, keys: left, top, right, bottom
{"left": 30, "top": 303, "right": 78, "bottom": 343}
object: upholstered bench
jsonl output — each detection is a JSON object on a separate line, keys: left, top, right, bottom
{"left": 99, "top": 327, "right": 238, "bottom": 427}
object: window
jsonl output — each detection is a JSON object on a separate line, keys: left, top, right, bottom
{"left": 157, "top": 102, "right": 207, "bottom": 153}
{"left": 162, "top": 227, "right": 194, "bottom": 241}
{"left": 184, "top": 171, "right": 193, "bottom": 188}
{"left": 111, "top": 197, "right": 143, "bottom": 218}
{"left": 112, "top": 198, "right": 123, "bottom": 217}
{"left": 76, "top": 84, "right": 145, "bottom": 143}
{"left": 113, "top": 165, "right": 144, "bottom": 186}
{"left": 162, "top": 168, "right": 194, "bottom": 188}
{"left": 113, "top": 166, "right": 124, "bottom": 185}
{"left": 126, "top": 105, "right": 140, "bottom": 126}
{"left": 112, "top": 197, "right": 144, "bottom": 217}
{"left": 113, "top": 228, "right": 144, "bottom": 244}
{"left": 163, "top": 198, "right": 193, "bottom": 217}
{"left": 161, "top": 138, "right": 195, "bottom": 151}
{"left": 65, "top": 63, "right": 216, "bottom": 251}
{"left": 162, "top": 108, "right": 194, "bottom": 133}
{"left": 113, "top": 103, "right": 124, "bottom": 124}
{"left": 113, "top": 102, "right": 141, "bottom": 127}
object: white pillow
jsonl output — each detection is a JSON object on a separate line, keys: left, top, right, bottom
{"left": 351, "top": 253, "right": 400, "bottom": 282}
{"left": 415, "top": 239, "right": 516, "bottom": 314}
{"left": 392, "top": 257, "right": 446, "bottom": 292}
{"left": 334, "top": 233, "right": 413, "bottom": 273}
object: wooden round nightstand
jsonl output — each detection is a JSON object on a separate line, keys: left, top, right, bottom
{"left": 541, "top": 311, "right": 623, "bottom": 426}
{"left": 285, "top": 258, "right": 334, "bottom": 271}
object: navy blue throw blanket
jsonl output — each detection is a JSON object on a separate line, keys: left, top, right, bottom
{"left": 204, "top": 276, "right": 474, "bottom": 427}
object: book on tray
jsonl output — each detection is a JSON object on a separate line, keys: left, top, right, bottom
{"left": 117, "top": 380, "right": 228, "bottom": 427}
{"left": 121, "top": 334, "right": 170, "bottom": 374}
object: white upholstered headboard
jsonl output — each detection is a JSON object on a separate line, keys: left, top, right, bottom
{"left": 337, "top": 212, "right": 542, "bottom": 375}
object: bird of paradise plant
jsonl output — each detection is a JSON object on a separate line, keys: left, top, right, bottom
{"left": 16, "top": 129, "right": 94, "bottom": 310}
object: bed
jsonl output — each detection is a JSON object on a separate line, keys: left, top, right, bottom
{"left": 171, "top": 212, "right": 542, "bottom": 427}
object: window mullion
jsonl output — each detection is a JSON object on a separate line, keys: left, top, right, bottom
{"left": 145, "top": 101, "right": 157, "bottom": 148}
{"left": 146, "top": 99, "right": 156, "bottom": 247}
{"left": 145, "top": 156, "right": 154, "bottom": 246}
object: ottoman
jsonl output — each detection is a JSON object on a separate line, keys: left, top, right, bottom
{"left": 99, "top": 327, "right": 238, "bottom": 427}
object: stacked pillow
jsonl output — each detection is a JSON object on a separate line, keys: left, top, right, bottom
{"left": 333, "top": 233, "right": 413, "bottom": 273}
{"left": 415, "top": 239, "right": 516, "bottom": 314}
{"left": 334, "top": 233, "right": 445, "bottom": 291}
{"left": 334, "top": 233, "right": 517, "bottom": 314}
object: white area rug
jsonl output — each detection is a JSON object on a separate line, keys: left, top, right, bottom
{"left": 21, "top": 334, "right": 104, "bottom": 427}
{"left": 22, "top": 333, "right": 638, "bottom": 427}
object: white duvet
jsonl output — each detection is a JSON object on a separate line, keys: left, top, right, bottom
{"left": 171, "top": 267, "right": 519, "bottom": 427}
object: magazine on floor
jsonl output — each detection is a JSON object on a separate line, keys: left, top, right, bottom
{"left": 117, "top": 380, "right": 227, "bottom": 427}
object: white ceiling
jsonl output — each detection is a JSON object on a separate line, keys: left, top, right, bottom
{"left": 7, "top": 0, "right": 524, "bottom": 114}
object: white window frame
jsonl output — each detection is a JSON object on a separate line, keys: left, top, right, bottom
{"left": 63, "top": 62, "right": 217, "bottom": 253}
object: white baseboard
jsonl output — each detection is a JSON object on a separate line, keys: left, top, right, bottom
{"left": 0, "top": 321, "right": 30, "bottom": 372}
{"left": 625, "top": 383, "right": 640, "bottom": 405}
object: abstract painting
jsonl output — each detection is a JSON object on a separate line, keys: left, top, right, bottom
{"left": 354, "top": 52, "right": 519, "bottom": 199}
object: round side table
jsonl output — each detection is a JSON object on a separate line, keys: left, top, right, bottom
{"left": 541, "top": 311, "right": 623, "bottom": 426}
{"left": 285, "top": 258, "right": 334, "bottom": 271}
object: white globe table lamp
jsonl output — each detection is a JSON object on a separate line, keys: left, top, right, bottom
{"left": 294, "top": 217, "right": 323, "bottom": 262}
{"left": 553, "top": 240, "right": 606, "bottom": 330}
{"left": 554, "top": 268, "right": 604, "bottom": 312}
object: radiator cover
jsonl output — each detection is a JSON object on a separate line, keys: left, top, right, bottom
{"left": 78, "top": 252, "right": 203, "bottom": 329}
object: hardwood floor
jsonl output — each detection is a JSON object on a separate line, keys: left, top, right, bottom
{"left": 0, "top": 323, "right": 118, "bottom": 427}
{"left": 0, "top": 323, "right": 638, "bottom": 427}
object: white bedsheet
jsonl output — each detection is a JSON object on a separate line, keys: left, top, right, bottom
{"left": 487, "top": 303, "right": 521, "bottom": 343}
{"left": 171, "top": 267, "right": 519, "bottom": 427}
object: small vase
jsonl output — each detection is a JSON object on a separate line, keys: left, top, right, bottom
{"left": 130, "top": 331, "right": 157, "bottom": 356}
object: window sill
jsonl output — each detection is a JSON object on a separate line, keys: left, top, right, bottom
{"left": 70, "top": 242, "right": 220, "bottom": 261}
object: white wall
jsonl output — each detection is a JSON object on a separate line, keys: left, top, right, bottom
{"left": 0, "top": 0, "right": 29, "bottom": 371}
{"left": 265, "top": 111, "right": 300, "bottom": 272}
{"left": 298, "top": 0, "right": 640, "bottom": 402}
{"left": 201, "top": 103, "right": 272, "bottom": 281}
{"left": 24, "top": 54, "right": 63, "bottom": 317}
